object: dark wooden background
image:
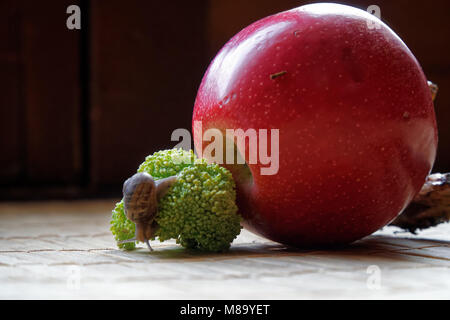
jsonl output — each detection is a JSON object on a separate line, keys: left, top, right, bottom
{"left": 1, "top": 0, "right": 449, "bottom": 200}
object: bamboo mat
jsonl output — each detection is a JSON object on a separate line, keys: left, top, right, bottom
{"left": 0, "top": 200, "right": 448, "bottom": 299}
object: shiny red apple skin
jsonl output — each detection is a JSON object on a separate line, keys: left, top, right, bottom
{"left": 192, "top": 4, "right": 438, "bottom": 246}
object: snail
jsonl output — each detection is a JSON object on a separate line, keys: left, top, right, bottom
{"left": 428, "top": 81, "right": 438, "bottom": 101}
{"left": 118, "top": 172, "right": 177, "bottom": 251}
{"left": 390, "top": 173, "right": 450, "bottom": 233}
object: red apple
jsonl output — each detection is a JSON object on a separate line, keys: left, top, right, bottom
{"left": 192, "top": 3, "right": 438, "bottom": 246}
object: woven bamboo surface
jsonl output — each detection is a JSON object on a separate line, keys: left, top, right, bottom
{"left": 0, "top": 200, "right": 448, "bottom": 299}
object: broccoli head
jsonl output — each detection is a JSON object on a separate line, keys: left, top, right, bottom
{"left": 110, "top": 148, "right": 242, "bottom": 252}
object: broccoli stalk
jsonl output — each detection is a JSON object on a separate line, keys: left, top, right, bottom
{"left": 110, "top": 148, "right": 242, "bottom": 252}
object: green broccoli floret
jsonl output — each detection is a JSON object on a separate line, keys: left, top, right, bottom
{"left": 111, "top": 201, "right": 136, "bottom": 250}
{"left": 110, "top": 148, "right": 242, "bottom": 252}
